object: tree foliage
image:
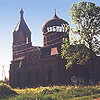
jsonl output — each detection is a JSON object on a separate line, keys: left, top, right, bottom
{"left": 61, "top": 39, "right": 93, "bottom": 69}
{"left": 71, "top": 1, "right": 100, "bottom": 51}
{"left": 61, "top": 1, "right": 100, "bottom": 68}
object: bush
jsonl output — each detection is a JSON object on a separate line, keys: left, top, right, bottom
{"left": 0, "top": 83, "right": 17, "bottom": 98}
{"left": 41, "top": 88, "right": 60, "bottom": 95}
{"left": 67, "top": 86, "right": 100, "bottom": 97}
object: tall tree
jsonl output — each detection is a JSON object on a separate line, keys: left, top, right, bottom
{"left": 61, "top": 39, "right": 93, "bottom": 69}
{"left": 71, "top": 1, "right": 100, "bottom": 51}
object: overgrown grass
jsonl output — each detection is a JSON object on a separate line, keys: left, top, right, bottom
{"left": 1, "top": 85, "right": 100, "bottom": 100}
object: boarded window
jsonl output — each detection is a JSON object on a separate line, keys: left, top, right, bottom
{"left": 51, "top": 47, "right": 58, "bottom": 55}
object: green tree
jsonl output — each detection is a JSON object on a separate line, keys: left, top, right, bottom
{"left": 61, "top": 1, "right": 100, "bottom": 69}
{"left": 61, "top": 39, "right": 93, "bottom": 69}
{"left": 71, "top": 1, "right": 100, "bottom": 51}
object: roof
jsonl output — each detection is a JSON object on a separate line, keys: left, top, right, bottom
{"left": 42, "top": 12, "right": 69, "bottom": 33}
{"left": 14, "top": 9, "right": 31, "bottom": 34}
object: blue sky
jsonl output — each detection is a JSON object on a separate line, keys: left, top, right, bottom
{"left": 0, "top": 0, "right": 99, "bottom": 79}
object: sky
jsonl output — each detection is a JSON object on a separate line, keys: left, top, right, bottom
{"left": 0, "top": 0, "right": 99, "bottom": 80}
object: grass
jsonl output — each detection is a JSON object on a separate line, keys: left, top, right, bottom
{"left": 1, "top": 85, "right": 100, "bottom": 100}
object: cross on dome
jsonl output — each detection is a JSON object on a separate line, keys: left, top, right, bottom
{"left": 53, "top": 9, "right": 59, "bottom": 19}
{"left": 20, "top": 8, "right": 24, "bottom": 19}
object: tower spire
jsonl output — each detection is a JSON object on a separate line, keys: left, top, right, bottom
{"left": 20, "top": 8, "right": 24, "bottom": 19}
{"left": 53, "top": 9, "right": 59, "bottom": 19}
{"left": 54, "top": 9, "right": 57, "bottom": 16}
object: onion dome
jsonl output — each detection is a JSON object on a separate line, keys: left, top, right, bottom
{"left": 42, "top": 11, "right": 69, "bottom": 34}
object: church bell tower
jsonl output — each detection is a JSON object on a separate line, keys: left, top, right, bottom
{"left": 13, "top": 9, "right": 32, "bottom": 60}
{"left": 10, "top": 9, "right": 33, "bottom": 87}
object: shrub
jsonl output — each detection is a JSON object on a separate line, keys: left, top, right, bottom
{"left": 0, "top": 83, "right": 17, "bottom": 98}
{"left": 41, "top": 88, "right": 60, "bottom": 95}
{"left": 66, "top": 86, "right": 100, "bottom": 97}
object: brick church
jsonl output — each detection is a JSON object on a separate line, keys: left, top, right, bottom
{"left": 9, "top": 9, "right": 70, "bottom": 88}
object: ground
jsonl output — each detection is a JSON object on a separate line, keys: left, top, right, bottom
{"left": 1, "top": 83, "right": 100, "bottom": 100}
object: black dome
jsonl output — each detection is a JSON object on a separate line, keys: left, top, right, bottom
{"left": 42, "top": 14, "right": 69, "bottom": 33}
